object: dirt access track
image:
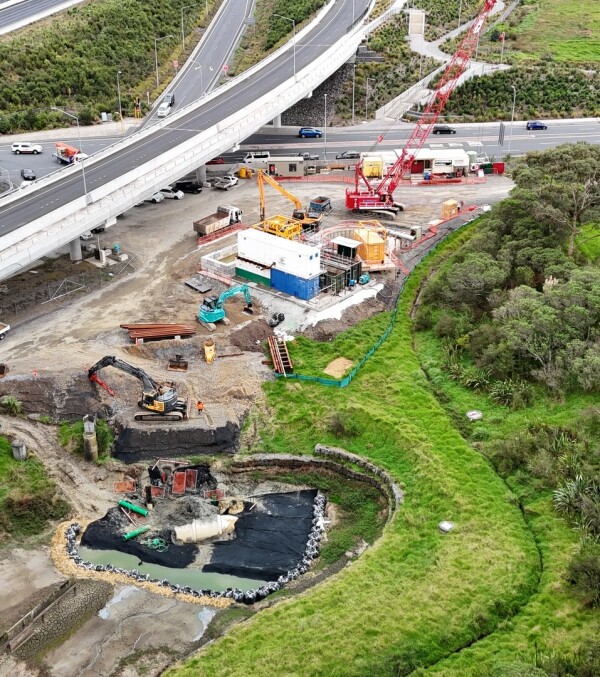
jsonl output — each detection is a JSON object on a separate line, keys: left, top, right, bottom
{"left": 0, "top": 174, "right": 513, "bottom": 676}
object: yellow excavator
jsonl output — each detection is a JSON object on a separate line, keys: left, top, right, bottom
{"left": 88, "top": 356, "right": 188, "bottom": 422}
{"left": 257, "top": 170, "right": 323, "bottom": 234}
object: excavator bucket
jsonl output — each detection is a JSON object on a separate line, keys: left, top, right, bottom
{"left": 242, "top": 303, "right": 254, "bottom": 315}
{"left": 167, "top": 354, "right": 188, "bottom": 372}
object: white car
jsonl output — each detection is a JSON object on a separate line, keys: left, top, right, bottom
{"left": 213, "top": 175, "right": 239, "bottom": 190}
{"left": 145, "top": 192, "right": 165, "bottom": 204}
{"left": 160, "top": 186, "right": 184, "bottom": 200}
{"left": 157, "top": 102, "right": 171, "bottom": 118}
{"left": 11, "top": 141, "right": 43, "bottom": 155}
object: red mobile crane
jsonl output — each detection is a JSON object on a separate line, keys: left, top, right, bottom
{"left": 345, "top": 0, "right": 498, "bottom": 215}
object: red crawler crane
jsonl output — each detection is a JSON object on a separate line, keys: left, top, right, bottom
{"left": 345, "top": 0, "right": 498, "bottom": 215}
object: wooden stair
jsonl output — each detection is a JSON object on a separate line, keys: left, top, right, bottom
{"left": 268, "top": 336, "right": 293, "bottom": 375}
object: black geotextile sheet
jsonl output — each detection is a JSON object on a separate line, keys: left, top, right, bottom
{"left": 203, "top": 489, "right": 318, "bottom": 581}
{"left": 81, "top": 507, "right": 197, "bottom": 568}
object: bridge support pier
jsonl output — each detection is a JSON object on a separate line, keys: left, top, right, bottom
{"left": 69, "top": 238, "right": 83, "bottom": 262}
{"left": 272, "top": 114, "right": 282, "bottom": 127}
{"left": 195, "top": 166, "right": 207, "bottom": 185}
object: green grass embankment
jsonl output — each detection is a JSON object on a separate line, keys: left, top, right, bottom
{"left": 166, "top": 234, "right": 540, "bottom": 676}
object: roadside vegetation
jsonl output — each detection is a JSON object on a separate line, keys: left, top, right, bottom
{"left": 416, "top": 0, "right": 482, "bottom": 41}
{"left": 59, "top": 419, "right": 114, "bottom": 458}
{"left": 0, "top": 434, "right": 70, "bottom": 538}
{"left": 0, "top": 0, "right": 212, "bottom": 133}
{"left": 167, "top": 143, "right": 599, "bottom": 676}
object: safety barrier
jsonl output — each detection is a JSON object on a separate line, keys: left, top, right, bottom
{"left": 276, "top": 215, "right": 480, "bottom": 387}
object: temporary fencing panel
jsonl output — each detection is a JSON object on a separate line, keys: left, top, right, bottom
{"left": 172, "top": 471, "right": 186, "bottom": 495}
{"left": 185, "top": 469, "right": 198, "bottom": 491}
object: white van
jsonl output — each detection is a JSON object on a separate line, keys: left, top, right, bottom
{"left": 243, "top": 151, "right": 270, "bottom": 164}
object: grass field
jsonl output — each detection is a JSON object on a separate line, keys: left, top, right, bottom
{"left": 577, "top": 223, "right": 600, "bottom": 263}
{"left": 167, "top": 233, "right": 545, "bottom": 677}
{"left": 513, "top": 0, "right": 600, "bottom": 62}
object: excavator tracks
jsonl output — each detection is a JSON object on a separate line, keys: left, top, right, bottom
{"left": 134, "top": 411, "right": 185, "bottom": 422}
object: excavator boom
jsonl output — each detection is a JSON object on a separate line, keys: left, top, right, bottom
{"left": 87, "top": 356, "right": 188, "bottom": 421}
{"left": 258, "top": 170, "right": 302, "bottom": 221}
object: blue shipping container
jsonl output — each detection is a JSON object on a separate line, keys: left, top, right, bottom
{"left": 271, "top": 268, "right": 320, "bottom": 300}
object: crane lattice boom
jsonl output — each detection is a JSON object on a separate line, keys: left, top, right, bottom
{"left": 345, "top": 0, "right": 498, "bottom": 212}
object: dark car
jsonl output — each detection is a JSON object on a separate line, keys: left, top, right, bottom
{"left": 174, "top": 181, "right": 202, "bottom": 194}
{"left": 526, "top": 120, "right": 547, "bottom": 130}
{"left": 20, "top": 168, "right": 36, "bottom": 181}
{"left": 298, "top": 127, "right": 322, "bottom": 138}
{"left": 432, "top": 125, "right": 456, "bottom": 134}
{"left": 335, "top": 151, "right": 361, "bottom": 160}
{"left": 206, "top": 156, "right": 225, "bottom": 165}
{"left": 163, "top": 92, "right": 175, "bottom": 107}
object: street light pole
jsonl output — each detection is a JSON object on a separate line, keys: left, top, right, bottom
{"left": 324, "top": 93, "right": 327, "bottom": 160}
{"left": 116, "top": 70, "right": 123, "bottom": 134}
{"left": 154, "top": 35, "right": 173, "bottom": 88}
{"left": 273, "top": 14, "right": 296, "bottom": 79}
{"left": 181, "top": 3, "right": 202, "bottom": 52}
{"left": 352, "top": 64, "right": 356, "bottom": 126}
{"left": 51, "top": 107, "right": 88, "bottom": 200}
{"left": 366, "top": 77, "right": 374, "bottom": 120}
{"left": 507, "top": 85, "right": 516, "bottom": 156}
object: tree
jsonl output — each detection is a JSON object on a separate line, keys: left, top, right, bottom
{"left": 513, "top": 143, "right": 600, "bottom": 257}
{"left": 442, "top": 252, "right": 509, "bottom": 310}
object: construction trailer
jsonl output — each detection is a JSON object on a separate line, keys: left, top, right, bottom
{"left": 265, "top": 156, "right": 306, "bottom": 177}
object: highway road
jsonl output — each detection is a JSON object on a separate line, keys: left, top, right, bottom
{"left": 0, "top": 0, "right": 370, "bottom": 238}
{"left": 2, "top": 118, "right": 599, "bottom": 187}
{"left": 140, "top": 0, "right": 255, "bottom": 129}
{"left": 0, "top": 0, "right": 83, "bottom": 33}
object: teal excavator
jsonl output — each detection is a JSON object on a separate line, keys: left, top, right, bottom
{"left": 198, "top": 284, "right": 253, "bottom": 331}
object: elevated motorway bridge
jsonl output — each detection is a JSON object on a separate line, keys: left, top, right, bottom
{"left": 0, "top": 0, "right": 385, "bottom": 281}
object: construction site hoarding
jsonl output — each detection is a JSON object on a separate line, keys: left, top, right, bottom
{"left": 270, "top": 268, "right": 320, "bottom": 300}
{"left": 237, "top": 228, "right": 320, "bottom": 279}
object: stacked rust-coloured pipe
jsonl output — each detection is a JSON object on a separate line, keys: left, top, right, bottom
{"left": 120, "top": 323, "right": 197, "bottom": 343}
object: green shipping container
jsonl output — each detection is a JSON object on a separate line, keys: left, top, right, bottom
{"left": 235, "top": 267, "right": 271, "bottom": 288}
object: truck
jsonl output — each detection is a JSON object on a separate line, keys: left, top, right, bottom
{"left": 0, "top": 322, "right": 10, "bottom": 340}
{"left": 309, "top": 196, "right": 332, "bottom": 214}
{"left": 53, "top": 142, "right": 88, "bottom": 164}
{"left": 213, "top": 175, "right": 239, "bottom": 190}
{"left": 193, "top": 205, "right": 243, "bottom": 237}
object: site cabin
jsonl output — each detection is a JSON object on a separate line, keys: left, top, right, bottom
{"left": 53, "top": 142, "right": 81, "bottom": 164}
{"left": 265, "top": 157, "right": 306, "bottom": 178}
{"left": 363, "top": 149, "right": 471, "bottom": 179}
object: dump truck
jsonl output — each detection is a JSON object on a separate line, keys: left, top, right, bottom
{"left": 193, "top": 205, "right": 243, "bottom": 237}
{"left": 309, "top": 196, "right": 332, "bottom": 213}
{"left": 52, "top": 142, "right": 85, "bottom": 164}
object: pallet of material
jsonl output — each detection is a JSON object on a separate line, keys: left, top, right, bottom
{"left": 120, "top": 323, "right": 197, "bottom": 342}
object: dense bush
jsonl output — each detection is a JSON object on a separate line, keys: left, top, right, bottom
{"left": 423, "top": 144, "right": 600, "bottom": 392}
{"left": 442, "top": 64, "right": 600, "bottom": 122}
{"left": 0, "top": 0, "right": 207, "bottom": 132}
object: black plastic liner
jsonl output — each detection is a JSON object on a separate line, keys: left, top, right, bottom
{"left": 204, "top": 489, "right": 318, "bottom": 580}
{"left": 114, "top": 422, "right": 239, "bottom": 463}
{"left": 80, "top": 507, "right": 197, "bottom": 567}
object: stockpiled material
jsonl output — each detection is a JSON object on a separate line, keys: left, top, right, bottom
{"left": 120, "top": 323, "right": 197, "bottom": 342}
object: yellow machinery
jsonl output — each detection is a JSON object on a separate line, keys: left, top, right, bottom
{"left": 258, "top": 214, "right": 303, "bottom": 240}
{"left": 257, "top": 170, "right": 323, "bottom": 231}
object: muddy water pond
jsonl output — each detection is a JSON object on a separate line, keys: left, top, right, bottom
{"left": 78, "top": 546, "right": 265, "bottom": 592}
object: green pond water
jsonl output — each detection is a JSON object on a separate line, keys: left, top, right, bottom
{"left": 78, "top": 546, "right": 265, "bottom": 592}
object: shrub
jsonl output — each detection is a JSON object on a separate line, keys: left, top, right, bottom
{"left": 0, "top": 395, "right": 23, "bottom": 415}
{"left": 489, "top": 379, "right": 533, "bottom": 408}
{"left": 566, "top": 541, "right": 600, "bottom": 608}
{"left": 59, "top": 418, "right": 114, "bottom": 456}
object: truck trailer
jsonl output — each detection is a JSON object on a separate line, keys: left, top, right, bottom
{"left": 193, "top": 206, "right": 243, "bottom": 237}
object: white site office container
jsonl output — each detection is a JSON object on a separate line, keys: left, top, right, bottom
{"left": 237, "top": 228, "right": 321, "bottom": 279}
